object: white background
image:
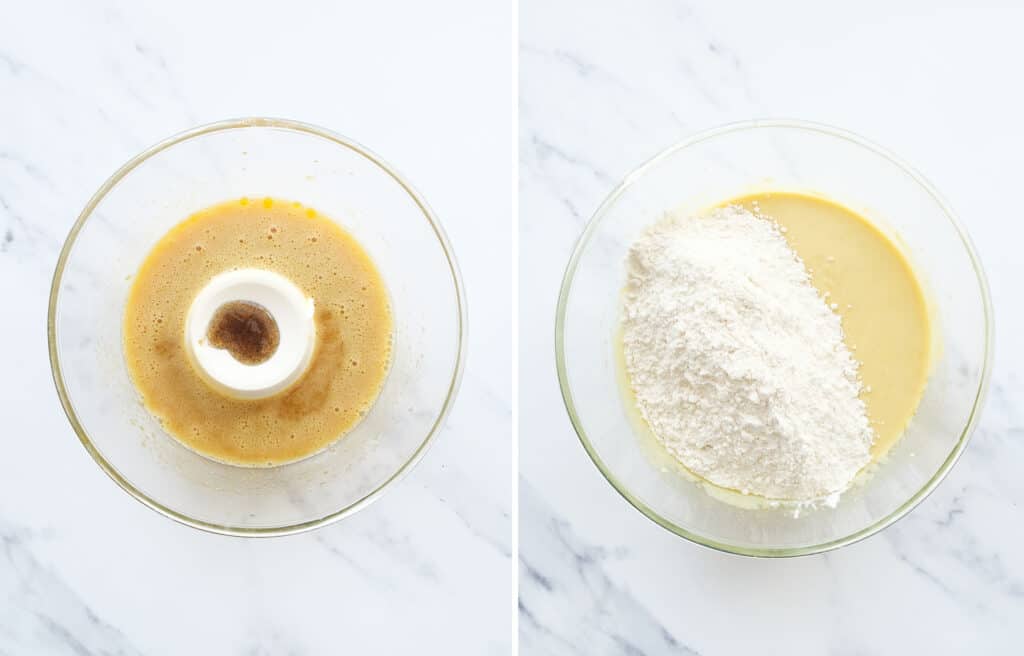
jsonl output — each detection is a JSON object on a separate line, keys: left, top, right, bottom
{"left": 0, "top": 0, "right": 515, "bottom": 653}
{"left": 520, "top": 1, "right": 1023, "bottom": 654}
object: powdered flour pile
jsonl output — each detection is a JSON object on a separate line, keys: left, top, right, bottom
{"left": 622, "top": 205, "right": 873, "bottom": 502}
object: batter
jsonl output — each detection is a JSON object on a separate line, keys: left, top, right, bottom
{"left": 726, "top": 192, "right": 932, "bottom": 461}
{"left": 123, "top": 197, "right": 393, "bottom": 466}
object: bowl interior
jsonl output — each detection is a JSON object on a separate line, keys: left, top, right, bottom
{"left": 558, "top": 121, "right": 991, "bottom": 555}
{"left": 51, "top": 120, "right": 464, "bottom": 534}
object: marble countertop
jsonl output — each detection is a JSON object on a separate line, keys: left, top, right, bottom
{"left": 520, "top": 0, "right": 1022, "bottom": 654}
{"left": 0, "top": 0, "right": 514, "bottom": 653}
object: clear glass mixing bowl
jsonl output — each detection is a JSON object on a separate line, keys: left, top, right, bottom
{"left": 49, "top": 118, "right": 466, "bottom": 536}
{"left": 556, "top": 120, "right": 993, "bottom": 556}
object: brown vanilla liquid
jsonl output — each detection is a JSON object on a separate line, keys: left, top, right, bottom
{"left": 207, "top": 300, "right": 280, "bottom": 365}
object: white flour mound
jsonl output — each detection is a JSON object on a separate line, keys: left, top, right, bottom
{"left": 622, "top": 205, "right": 873, "bottom": 502}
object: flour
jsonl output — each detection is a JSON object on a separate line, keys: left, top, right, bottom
{"left": 622, "top": 205, "right": 873, "bottom": 502}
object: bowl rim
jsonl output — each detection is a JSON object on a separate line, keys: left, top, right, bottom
{"left": 554, "top": 118, "right": 994, "bottom": 557}
{"left": 48, "top": 117, "right": 468, "bottom": 538}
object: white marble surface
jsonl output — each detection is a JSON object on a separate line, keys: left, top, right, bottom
{"left": 520, "top": 1, "right": 1022, "bottom": 654}
{"left": 0, "top": 0, "right": 514, "bottom": 653}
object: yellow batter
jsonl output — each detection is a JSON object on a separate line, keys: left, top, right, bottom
{"left": 725, "top": 192, "right": 932, "bottom": 460}
{"left": 123, "top": 197, "right": 393, "bottom": 467}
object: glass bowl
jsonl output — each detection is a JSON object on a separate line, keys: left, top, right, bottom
{"left": 556, "top": 120, "right": 992, "bottom": 556}
{"left": 49, "top": 118, "right": 466, "bottom": 536}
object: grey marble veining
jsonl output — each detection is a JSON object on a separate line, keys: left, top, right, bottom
{"left": 519, "top": 0, "right": 1023, "bottom": 654}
